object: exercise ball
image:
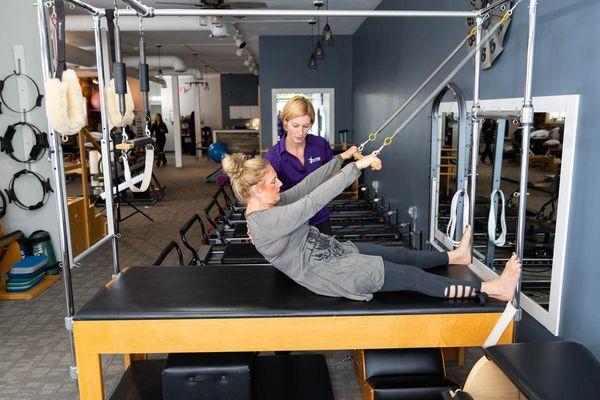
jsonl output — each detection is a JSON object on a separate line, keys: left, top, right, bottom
{"left": 90, "top": 91, "right": 101, "bottom": 110}
{"left": 208, "top": 141, "right": 228, "bottom": 162}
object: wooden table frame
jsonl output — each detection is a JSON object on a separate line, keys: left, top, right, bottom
{"left": 74, "top": 312, "right": 513, "bottom": 399}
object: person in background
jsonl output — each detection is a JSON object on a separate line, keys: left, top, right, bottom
{"left": 265, "top": 96, "right": 334, "bottom": 235}
{"left": 151, "top": 113, "right": 168, "bottom": 167}
{"left": 480, "top": 119, "right": 495, "bottom": 164}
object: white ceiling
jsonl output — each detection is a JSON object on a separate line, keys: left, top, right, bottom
{"left": 66, "top": 0, "right": 382, "bottom": 74}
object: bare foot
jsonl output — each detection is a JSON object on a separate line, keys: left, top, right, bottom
{"left": 447, "top": 226, "right": 472, "bottom": 265}
{"left": 481, "top": 254, "right": 522, "bottom": 301}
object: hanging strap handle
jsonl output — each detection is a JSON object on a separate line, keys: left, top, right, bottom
{"left": 488, "top": 189, "right": 507, "bottom": 246}
{"left": 446, "top": 189, "right": 470, "bottom": 247}
{"left": 54, "top": 0, "right": 66, "bottom": 80}
{"left": 121, "top": 147, "right": 154, "bottom": 192}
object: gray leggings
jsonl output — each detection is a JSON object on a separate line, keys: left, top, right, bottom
{"left": 354, "top": 243, "right": 481, "bottom": 298}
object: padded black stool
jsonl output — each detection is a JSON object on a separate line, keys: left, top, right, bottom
{"left": 162, "top": 352, "right": 254, "bottom": 400}
{"left": 360, "top": 348, "right": 459, "bottom": 400}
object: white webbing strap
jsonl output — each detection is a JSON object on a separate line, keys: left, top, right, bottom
{"left": 99, "top": 174, "right": 144, "bottom": 199}
{"left": 483, "top": 302, "right": 518, "bottom": 348}
{"left": 122, "top": 146, "right": 154, "bottom": 192}
{"left": 488, "top": 189, "right": 507, "bottom": 246}
{"left": 446, "top": 189, "right": 470, "bottom": 247}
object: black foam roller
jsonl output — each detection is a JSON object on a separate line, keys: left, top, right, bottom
{"left": 114, "top": 62, "right": 127, "bottom": 94}
{"left": 139, "top": 63, "right": 149, "bottom": 92}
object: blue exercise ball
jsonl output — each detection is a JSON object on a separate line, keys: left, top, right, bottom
{"left": 208, "top": 141, "right": 228, "bottom": 162}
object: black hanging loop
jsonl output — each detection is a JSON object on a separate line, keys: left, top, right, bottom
{"left": 1, "top": 122, "right": 49, "bottom": 163}
{"left": 0, "top": 73, "right": 44, "bottom": 115}
{"left": 5, "top": 169, "right": 53, "bottom": 211}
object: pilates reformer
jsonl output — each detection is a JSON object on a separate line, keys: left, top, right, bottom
{"left": 73, "top": 265, "right": 514, "bottom": 399}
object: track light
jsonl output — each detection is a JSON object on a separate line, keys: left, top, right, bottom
{"left": 235, "top": 37, "right": 246, "bottom": 49}
{"left": 236, "top": 48, "right": 246, "bottom": 57}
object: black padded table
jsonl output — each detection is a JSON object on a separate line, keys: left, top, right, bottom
{"left": 72, "top": 266, "right": 514, "bottom": 399}
{"left": 484, "top": 342, "right": 600, "bottom": 400}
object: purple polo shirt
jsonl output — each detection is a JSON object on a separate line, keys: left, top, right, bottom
{"left": 265, "top": 133, "right": 334, "bottom": 226}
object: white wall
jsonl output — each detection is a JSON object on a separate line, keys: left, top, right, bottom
{"left": 0, "top": 3, "right": 60, "bottom": 256}
{"left": 159, "top": 73, "right": 223, "bottom": 151}
{"left": 199, "top": 73, "right": 222, "bottom": 130}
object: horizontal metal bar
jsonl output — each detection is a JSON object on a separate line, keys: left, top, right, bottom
{"left": 120, "top": 0, "right": 154, "bottom": 17}
{"left": 117, "top": 9, "right": 479, "bottom": 18}
{"left": 474, "top": 110, "right": 521, "bottom": 120}
{"left": 73, "top": 234, "right": 115, "bottom": 264}
{"left": 66, "top": 0, "right": 100, "bottom": 15}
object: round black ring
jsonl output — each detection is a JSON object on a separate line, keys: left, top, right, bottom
{"left": 1, "top": 122, "right": 48, "bottom": 163}
{"left": 5, "top": 169, "right": 53, "bottom": 211}
{"left": 0, "top": 73, "right": 44, "bottom": 114}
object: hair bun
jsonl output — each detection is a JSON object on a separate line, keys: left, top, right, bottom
{"left": 222, "top": 153, "right": 247, "bottom": 180}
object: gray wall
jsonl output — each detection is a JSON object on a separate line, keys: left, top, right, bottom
{"left": 259, "top": 35, "right": 353, "bottom": 149}
{"left": 353, "top": 0, "right": 600, "bottom": 354}
{"left": 0, "top": 3, "right": 60, "bottom": 257}
{"left": 220, "top": 73, "right": 259, "bottom": 129}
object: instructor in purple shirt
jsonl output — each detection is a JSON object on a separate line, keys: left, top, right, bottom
{"left": 265, "top": 96, "right": 334, "bottom": 235}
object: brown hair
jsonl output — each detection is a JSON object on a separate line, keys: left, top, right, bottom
{"left": 222, "top": 154, "right": 270, "bottom": 203}
{"left": 281, "top": 96, "right": 315, "bottom": 130}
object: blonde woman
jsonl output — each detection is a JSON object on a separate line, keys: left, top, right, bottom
{"left": 222, "top": 150, "right": 521, "bottom": 302}
{"left": 265, "top": 96, "right": 334, "bottom": 235}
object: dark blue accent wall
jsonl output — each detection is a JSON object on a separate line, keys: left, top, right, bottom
{"left": 353, "top": 0, "right": 600, "bottom": 354}
{"left": 259, "top": 35, "right": 353, "bottom": 149}
{"left": 220, "top": 73, "right": 259, "bottom": 128}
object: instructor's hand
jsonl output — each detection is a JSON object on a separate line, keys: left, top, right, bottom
{"left": 340, "top": 146, "right": 359, "bottom": 160}
{"left": 355, "top": 153, "right": 382, "bottom": 171}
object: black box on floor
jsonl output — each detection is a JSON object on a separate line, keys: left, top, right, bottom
{"left": 162, "top": 352, "right": 254, "bottom": 400}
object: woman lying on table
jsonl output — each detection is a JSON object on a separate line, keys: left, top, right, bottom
{"left": 222, "top": 147, "right": 520, "bottom": 302}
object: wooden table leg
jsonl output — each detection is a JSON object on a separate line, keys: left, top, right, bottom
{"left": 76, "top": 352, "right": 104, "bottom": 400}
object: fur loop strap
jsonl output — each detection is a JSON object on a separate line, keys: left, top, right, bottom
{"left": 44, "top": 69, "right": 87, "bottom": 136}
{"left": 106, "top": 79, "right": 134, "bottom": 128}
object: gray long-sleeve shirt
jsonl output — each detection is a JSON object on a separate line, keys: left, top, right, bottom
{"left": 246, "top": 156, "right": 384, "bottom": 301}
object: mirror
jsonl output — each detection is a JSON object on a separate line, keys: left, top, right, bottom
{"left": 271, "top": 88, "right": 334, "bottom": 145}
{"left": 430, "top": 95, "right": 579, "bottom": 334}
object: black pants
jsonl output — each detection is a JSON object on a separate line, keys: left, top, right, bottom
{"left": 480, "top": 143, "right": 494, "bottom": 163}
{"left": 354, "top": 243, "right": 480, "bottom": 298}
{"left": 156, "top": 138, "right": 167, "bottom": 166}
{"left": 314, "top": 221, "right": 332, "bottom": 236}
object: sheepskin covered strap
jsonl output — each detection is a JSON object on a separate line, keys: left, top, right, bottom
{"left": 44, "top": 69, "right": 86, "bottom": 136}
{"left": 105, "top": 79, "right": 134, "bottom": 128}
{"left": 122, "top": 148, "right": 154, "bottom": 193}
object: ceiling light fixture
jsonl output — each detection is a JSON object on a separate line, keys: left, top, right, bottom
{"left": 314, "top": 2, "right": 325, "bottom": 59}
{"left": 155, "top": 44, "right": 164, "bottom": 79}
{"left": 322, "top": 0, "right": 335, "bottom": 46}
{"left": 307, "top": 20, "right": 317, "bottom": 70}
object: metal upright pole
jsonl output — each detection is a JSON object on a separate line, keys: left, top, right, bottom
{"left": 35, "top": 0, "right": 77, "bottom": 379}
{"left": 515, "top": 0, "right": 539, "bottom": 316}
{"left": 468, "top": 17, "right": 483, "bottom": 233}
{"left": 93, "top": 15, "right": 121, "bottom": 276}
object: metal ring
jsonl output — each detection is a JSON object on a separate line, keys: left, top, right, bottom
{"left": 368, "top": 132, "right": 377, "bottom": 141}
{"left": 383, "top": 136, "right": 393, "bottom": 146}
